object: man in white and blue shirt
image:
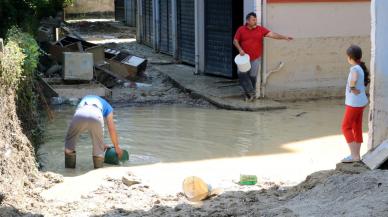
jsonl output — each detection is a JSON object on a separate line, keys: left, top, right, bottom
{"left": 64, "top": 95, "right": 123, "bottom": 169}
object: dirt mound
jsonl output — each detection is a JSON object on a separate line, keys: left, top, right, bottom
{"left": 0, "top": 90, "right": 39, "bottom": 202}
{"left": 285, "top": 169, "right": 388, "bottom": 217}
{"left": 283, "top": 162, "right": 370, "bottom": 200}
{"left": 0, "top": 89, "right": 64, "bottom": 214}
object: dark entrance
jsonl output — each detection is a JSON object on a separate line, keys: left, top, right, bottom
{"left": 204, "top": 0, "right": 244, "bottom": 78}
{"left": 115, "top": 0, "right": 125, "bottom": 22}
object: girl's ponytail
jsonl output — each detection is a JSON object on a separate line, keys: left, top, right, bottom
{"left": 359, "top": 61, "right": 370, "bottom": 87}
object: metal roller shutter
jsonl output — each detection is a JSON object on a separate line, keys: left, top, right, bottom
{"left": 177, "top": 0, "right": 195, "bottom": 65}
{"left": 159, "top": 0, "right": 173, "bottom": 55}
{"left": 142, "top": 0, "right": 154, "bottom": 47}
{"left": 204, "top": 0, "right": 234, "bottom": 78}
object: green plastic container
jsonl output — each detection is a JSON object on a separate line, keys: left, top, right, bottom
{"left": 104, "top": 147, "right": 129, "bottom": 165}
{"left": 239, "top": 174, "right": 258, "bottom": 185}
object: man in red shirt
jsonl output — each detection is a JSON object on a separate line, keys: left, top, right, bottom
{"left": 234, "top": 12, "right": 292, "bottom": 101}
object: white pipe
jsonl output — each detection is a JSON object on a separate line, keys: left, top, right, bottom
{"left": 261, "top": 0, "right": 268, "bottom": 97}
{"left": 264, "top": 61, "right": 284, "bottom": 86}
{"left": 262, "top": 61, "right": 285, "bottom": 97}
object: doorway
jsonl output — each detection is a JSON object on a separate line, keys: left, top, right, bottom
{"left": 204, "top": 0, "right": 244, "bottom": 78}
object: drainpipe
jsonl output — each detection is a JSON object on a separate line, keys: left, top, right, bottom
{"left": 171, "top": 0, "right": 178, "bottom": 60}
{"left": 261, "top": 0, "right": 268, "bottom": 98}
{"left": 262, "top": 62, "right": 285, "bottom": 97}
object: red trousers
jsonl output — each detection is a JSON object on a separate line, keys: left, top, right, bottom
{"left": 342, "top": 105, "right": 365, "bottom": 143}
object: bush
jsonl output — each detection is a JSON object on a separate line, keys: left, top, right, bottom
{"left": 0, "top": 41, "right": 25, "bottom": 88}
{"left": 0, "top": 0, "right": 74, "bottom": 37}
{"left": 6, "top": 27, "right": 41, "bottom": 76}
{"left": 0, "top": 27, "right": 44, "bottom": 150}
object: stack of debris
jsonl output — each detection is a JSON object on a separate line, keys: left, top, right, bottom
{"left": 37, "top": 19, "right": 147, "bottom": 105}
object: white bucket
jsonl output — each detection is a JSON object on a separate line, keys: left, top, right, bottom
{"left": 234, "top": 54, "right": 251, "bottom": 73}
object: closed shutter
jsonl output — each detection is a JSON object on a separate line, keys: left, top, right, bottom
{"left": 142, "top": 0, "right": 154, "bottom": 47}
{"left": 159, "top": 0, "right": 173, "bottom": 55}
{"left": 177, "top": 0, "right": 195, "bottom": 65}
{"left": 204, "top": 0, "right": 234, "bottom": 78}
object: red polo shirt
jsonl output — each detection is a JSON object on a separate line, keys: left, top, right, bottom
{"left": 234, "top": 24, "right": 271, "bottom": 61}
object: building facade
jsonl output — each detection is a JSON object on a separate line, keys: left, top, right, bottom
{"left": 136, "top": 0, "right": 371, "bottom": 100}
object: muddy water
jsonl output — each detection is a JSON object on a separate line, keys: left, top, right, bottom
{"left": 40, "top": 99, "right": 368, "bottom": 176}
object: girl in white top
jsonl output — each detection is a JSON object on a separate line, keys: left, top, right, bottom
{"left": 341, "top": 45, "right": 370, "bottom": 163}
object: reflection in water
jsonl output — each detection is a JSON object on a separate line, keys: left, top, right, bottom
{"left": 40, "top": 99, "right": 368, "bottom": 176}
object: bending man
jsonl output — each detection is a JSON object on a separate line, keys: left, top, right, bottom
{"left": 64, "top": 95, "right": 123, "bottom": 169}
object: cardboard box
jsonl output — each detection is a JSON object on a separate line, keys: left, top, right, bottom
{"left": 49, "top": 36, "right": 104, "bottom": 65}
{"left": 104, "top": 49, "right": 147, "bottom": 80}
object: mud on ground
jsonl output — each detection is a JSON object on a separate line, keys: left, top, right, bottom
{"left": 3, "top": 161, "right": 388, "bottom": 217}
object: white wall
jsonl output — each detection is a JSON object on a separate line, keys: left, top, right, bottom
{"left": 368, "top": 0, "right": 388, "bottom": 150}
{"left": 266, "top": 2, "right": 370, "bottom": 38}
{"left": 244, "top": 0, "right": 262, "bottom": 24}
{"left": 263, "top": 1, "right": 371, "bottom": 100}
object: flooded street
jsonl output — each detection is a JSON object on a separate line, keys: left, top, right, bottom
{"left": 40, "top": 99, "right": 368, "bottom": 178}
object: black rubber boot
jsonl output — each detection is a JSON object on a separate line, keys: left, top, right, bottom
{"left": 65, "top": 151, "right": 76, "bottom": 168}
{"left": 93, "top": 156, "right": 104, "bottom": 169}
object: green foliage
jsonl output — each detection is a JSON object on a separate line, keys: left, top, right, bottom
{"left": 0, "top": 0, "right": 74, "bottom": 37}
{"left": 0, "top": 27, "right": 44, "bottom": 150}
{"left": 6, "top": 27, "right": 41, "bottom": 76}
{"left": 0, "top": 41, "right": 25, "bottom": 88}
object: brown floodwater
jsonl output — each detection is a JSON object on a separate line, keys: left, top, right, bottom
{"left": 39, "top": 99, "right": 368, "bottom": 176}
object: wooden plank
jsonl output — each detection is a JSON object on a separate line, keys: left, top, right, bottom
{"left": 363, "top": 140, "right": 388, "bottom": 170}
{"left": 37, "top": 76, "right": 59, "bottom": 98}
{"left": 52, "top": 83, "right": 112, "bottom": 99}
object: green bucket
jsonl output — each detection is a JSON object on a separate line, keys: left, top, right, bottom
{"left": 104, "top": 147, "right": 129, "bottom": 165}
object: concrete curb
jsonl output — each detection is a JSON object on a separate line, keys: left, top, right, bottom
{"left": 154, "top": 65, "right": 287, "bottom": 111}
